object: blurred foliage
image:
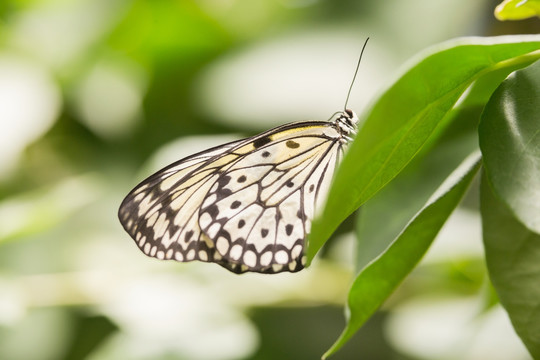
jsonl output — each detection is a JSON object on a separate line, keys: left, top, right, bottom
{"left": 495, "top": 0, "right": 540, "bottom": 20}
{"left": 0, "top": 0, "right": 539, "bottom": 359}
{"left": 62, "top": 312, "right": 118, "bottom": 360}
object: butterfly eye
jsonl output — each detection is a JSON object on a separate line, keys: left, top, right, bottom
{"left": 345, "top": 109, "right": 354, "bottom": 118}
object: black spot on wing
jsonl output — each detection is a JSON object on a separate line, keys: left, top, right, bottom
{"left": 216, "top": 188, "right": 232, "bottom": 200}
{"left": 286, "top": 140, "right": 300, "bottom": 149}
{"left": 231, "top": 200, "right": 241, "bottom": 209}
{"left": 253, "top": 136, "right": 272, "bottom": 148}
{"left": 218, "top": 175, "right": 231, "bottom": 187}
{"left": 285, "top": 224, "right": 293, "bottom": 236}
{"left": 218, "top": 229, "right": 231, "bottom": 241}
{"left": 214, "top": 175, "right": 233, "bottom": 200}
{"left": 204, "top": 204, "right": 219, "bottom": 219}
{"left": 235, "top": 237, "right": 245, "bottom": 244}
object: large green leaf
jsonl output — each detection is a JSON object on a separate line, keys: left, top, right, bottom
{"left": 480, "top": 60, "right": 540, "bottom": 359}
{"left": 479, "top": 59, "right": 540, "bottom": 234}
{"left": 481, "top": 174, "right": 540, "bottom": 358}
{"left": 354, "top": 99, "right": 481, "bottom": 272}
{"left": 308, "top": 35, "right": 540, "bottom": 261}
{"left": 352, "top": 48, "right": 534, "bottom": 278}
{"left": 323, "top": 153, "right": 481, "bottom": 359}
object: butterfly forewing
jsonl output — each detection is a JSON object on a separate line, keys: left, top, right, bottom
{"left": 118, "top": 113, "right": 357, "bottom": 274}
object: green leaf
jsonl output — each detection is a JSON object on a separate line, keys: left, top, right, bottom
{"left": 481, "top": 173, "right": 540, "bottom": 358}
{"left": 355, "top": 98, "right": 481, "bottom": 272}
{"left": 308, "top": 35, "right": 540, "bottom": 261}
{"left": 480, "top": 59, "right": 540, "bottom": 358}
{"left": 479, "top": 60, "right": 540, "bottom": 234}
{"left": 353, "top": 53, "right": 532, "bottom": 276}
{"left": 323, "top": 152, "right": 481, "bottom": 359}
{"left": 495, "top": 0, "right": 540, "bottom": 21}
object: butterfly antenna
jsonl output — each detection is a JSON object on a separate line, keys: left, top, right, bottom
{"left": 343, "top": 37, "right": 370, "bottom": 111}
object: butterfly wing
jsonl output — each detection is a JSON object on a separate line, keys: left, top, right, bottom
{"left": 118, "top": 139, "right": 245, "bottom": 263}
{"left": 118, "top": 121, "right": 346, "bottom": 273}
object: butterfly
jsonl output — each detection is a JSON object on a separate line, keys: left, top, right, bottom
{"left": 118, "top": 110, "right": 359, "bottom": 274}
{"left": 118, "top": 38, "right": 369, "bottom": 274}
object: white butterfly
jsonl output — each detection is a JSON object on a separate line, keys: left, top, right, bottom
{"left": 118, "top": 109, "right": 359, "bottom": 273}
{"left": 119, "top": 38, "right": 370, "bottom": 274}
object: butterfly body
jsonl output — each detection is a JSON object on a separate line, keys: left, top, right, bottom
{"left": 119, "top": 109, "right": 358, "bottom": 274}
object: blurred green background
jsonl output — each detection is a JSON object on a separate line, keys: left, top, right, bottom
{"left": 0, "top": 0, "right": 538, "bottom": 359}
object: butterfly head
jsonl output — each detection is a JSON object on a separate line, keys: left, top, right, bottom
{"left": 344, "top": 109, "right": 358, "bottom": 125}
{"left": 335, "top": 109, "right": 358, "bottom": 141}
